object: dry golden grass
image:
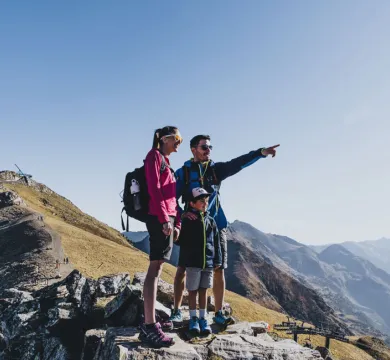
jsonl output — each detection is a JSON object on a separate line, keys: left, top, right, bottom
{"left": 5, "top": 183, "right": 129, "bottom": 248}
{"left": 3, "top": 182, "right": 376, "bottom": 360}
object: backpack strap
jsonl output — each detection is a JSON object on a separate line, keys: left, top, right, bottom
{"left": 159, "top": 151, "right": 174, "bottom": 174}
{"left": 210, "top": 165, "right": 220, "bottom": 186}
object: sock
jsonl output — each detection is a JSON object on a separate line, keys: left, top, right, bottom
{"left": 199, "top": 309, "right": 206, "bottom": 319}
{"left": 145, "top": 323, "right": 156, "bottom": 329}
{"left": 190, "top": 310, "right": 197, "bottom": 318}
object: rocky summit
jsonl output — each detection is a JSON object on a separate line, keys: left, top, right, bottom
{"left": 0, "top": 270, "right": 322, "bottom": 360}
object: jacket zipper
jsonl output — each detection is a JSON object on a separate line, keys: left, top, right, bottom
{"left": 201, "top": 212, "right": 206, "bottom": 269}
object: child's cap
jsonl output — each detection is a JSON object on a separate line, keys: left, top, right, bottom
{"left": 191, "top": 187, "right": 211, "bottom": 201}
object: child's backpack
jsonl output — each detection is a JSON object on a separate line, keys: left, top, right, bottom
{"left": 121, "top": 153, "right": 168, "bottom": 231}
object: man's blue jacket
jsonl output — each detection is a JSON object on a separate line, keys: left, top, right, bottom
{"left": 175, "top": 148, "right": 266, "bottom": 230}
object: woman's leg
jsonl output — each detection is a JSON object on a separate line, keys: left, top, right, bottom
{"left": 143, "top": 259, "right": 164, "bottom": 324}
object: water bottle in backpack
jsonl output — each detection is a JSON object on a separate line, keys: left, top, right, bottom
{"left": 130, "top": 179, "right": 142, "bottom": 211}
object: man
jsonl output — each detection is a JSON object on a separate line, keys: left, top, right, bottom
{"left": 170, "top": 134, "right": 279, "bottom": 326}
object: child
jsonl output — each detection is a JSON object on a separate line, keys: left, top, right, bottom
{"left": 175, "top": 187, "right": 222, "bottom": 334}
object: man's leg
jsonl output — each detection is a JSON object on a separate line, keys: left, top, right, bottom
{"left": 213, "top": 268, "right": 225, "bottom": 312}
{"left": 214, "top": 228, "right": 227, "bottom": 312}
{"left": 173, "top": 266, "right": 186, "bottom": 309}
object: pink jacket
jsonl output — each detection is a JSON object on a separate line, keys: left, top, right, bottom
{"left": 144, "top": 149, "right": 181, "bottom": 228}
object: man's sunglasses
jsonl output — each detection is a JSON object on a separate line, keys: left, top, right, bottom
{"left": 198, "top": 144, "right": 213, "bottom": 151}
{"left": 164, "top": 134, "right": 183, "bottom": 144}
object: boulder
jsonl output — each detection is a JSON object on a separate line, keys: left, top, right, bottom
{"left": 104, "top": 285, "right": 143, "bottom": 326}
{"left": 0, "top": 190, "right": 26, "bottom": 208}
{"left": 315, "top": 346, "right": 334, "bottom": 360}
{"left": 81, "top": 329, "right": 106, "bottom": 360}
{"left": 96, "top": 273, "right": 131, "bottom": 297}
{"left": 208, "top": 334, "right": 322, "bottom": 360}
{"left": 97, "top": 327, "right": 201, "bottom": 360}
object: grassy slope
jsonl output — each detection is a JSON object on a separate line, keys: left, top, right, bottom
{"left": 4, "top": 183, "right": 374, "bottom": 360}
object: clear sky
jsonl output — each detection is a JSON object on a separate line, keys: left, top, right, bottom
{"left": 1, "top": 1, "right": 389, "bottom": 245}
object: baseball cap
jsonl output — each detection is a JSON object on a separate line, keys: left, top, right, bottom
{"left": 191, "top": 187, "right": 211, "bottom": 201}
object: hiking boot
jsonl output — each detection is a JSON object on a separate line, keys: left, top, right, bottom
{"left": 155, "top": 313, "right": 174, "bottom": 331}
{"left": 189, "top": 316, "right": 200, "bottom": 334}
{"left": 199, "top": 317, "right": 211, "bottom": 335}
{"left": 213, "top": 310, "right": 235, "bottom": 326}
{"left": 168, "top": 308, "right": 183, "bottom": 326}
{"left": 138, "top": 322, "right": 175, "bottom": 348}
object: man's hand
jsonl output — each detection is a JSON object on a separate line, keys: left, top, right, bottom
{"left": 162, "top": 221, "right": 173, "bottom": 236}
{"left": 173, "top": 227, "right": 180, "bottom": 242}
{"left": 182, "top": 212, "right": 197, "bottom": 221}
{"left": 261, "top": 144, "right": 280, "bottom": 158}
{"left": 214, "top": 264, "right": 221, "bottom": 270}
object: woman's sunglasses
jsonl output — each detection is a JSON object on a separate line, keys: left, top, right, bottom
{"left": 164, "top": 134, "right": 183, "bottom": 144}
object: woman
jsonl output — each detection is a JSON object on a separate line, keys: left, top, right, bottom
{"left": 139, "top": 126, "right": 183, "bottom": 347}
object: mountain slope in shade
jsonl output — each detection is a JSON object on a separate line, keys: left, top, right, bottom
{"left": 230, "top": 221, "right": 390, "bottom": 336}
{"left": 225, "top": 234, "right": 345, "bottom": 330}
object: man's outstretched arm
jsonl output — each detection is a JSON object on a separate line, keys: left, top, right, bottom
{"left": 214, "top": 144, "right": 279, "bottom": 182}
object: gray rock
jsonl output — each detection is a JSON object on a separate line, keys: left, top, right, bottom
{"left": 42, "top": 336, "right": 70, "bottom": 360}
{"left": 207, "top": 295, "right": 215, "bottom": 311}
{"left": 82, "top": 329, "right": 106, "bottom": 360}
{"left": 192, "top": 344, "right": 210, "bottom": 360}
{"left": 0, "top": 333, "right": 6, "bottom": 352}
{"left": 2, "top": 333, "right": 42, "bottom": 360}
{"left": 250, "top": 321, "right": 270, "bottom": 335}
{"left": 315, "top": 346, "right": 334, "bottom": 360}
{"left": 133, "top": 272, "right": 189, "bottom": 306}
{"left": 155, "top": 300, "right": 172, "bottom": 320}
{"left": 0, "top": 190, "right": 25, "bottom": 208}
{"left": 96, "top": 273, "right": 131, "bottom": 297}
{"left": 224, "top": 322, "right": 254, "bottom": 336}
{"left": 1, "top": 288, "right": 34, "bottom": 303}
{"left": 208, "top": 334, "right": 322, "bottom": 360}
{"left": 104, "top": 285, "right": 142, "bottom": 326}
{"left": 66, "top": 270, "right": 88, "bottom": 305}
{"left": 81, "top": 279, "right": 98, "bottom": 315}
{"left": 47, "top": 303, "right": 78, "bottom": 329}
{"left": 99, "top": 327, "right": 201, "bottom": 360}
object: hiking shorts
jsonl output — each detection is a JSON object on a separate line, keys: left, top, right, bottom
{"left": 146, "top": 215, "right": 175, "bottom": 261}
{"left": 186, "top": 267, "right": 213, "bottom": 291}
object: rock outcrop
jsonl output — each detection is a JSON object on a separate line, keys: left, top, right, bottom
{"left": 0, "top": 270, "right": 322, "bottom": 360}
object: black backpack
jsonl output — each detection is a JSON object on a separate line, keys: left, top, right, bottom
{"left": 121, "top": 152, "right": 169, "bottom": 231}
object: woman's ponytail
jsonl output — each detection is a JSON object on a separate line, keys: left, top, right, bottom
{"left": 152, "top": 128, "right": 162, "bottom": 149}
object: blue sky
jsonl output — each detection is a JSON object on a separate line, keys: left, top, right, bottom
{"left": 1, "top": 0, "right": 389, "bottom": 244}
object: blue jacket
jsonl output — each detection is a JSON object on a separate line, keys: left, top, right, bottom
{"left": 175, "top": 148, "right": 266, "bottom": 230}
{"left": 176, "top": 209, "right": 222, "bottom": 269}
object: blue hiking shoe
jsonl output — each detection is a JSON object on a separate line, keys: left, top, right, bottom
{"left": 213, "top": 310, "right": 235, "bottom": 326}
{"left": 168, "top": 308, "right": 183, "bottom": 326}
{"left": 189, "top": 316, "right": 200, "bottom": 334}
{"left": 199, "top": 317, "right": 212, "bottom": 335}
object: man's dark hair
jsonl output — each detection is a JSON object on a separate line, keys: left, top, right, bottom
{"left": 190, "top": 135, "right": 211, "bottom": 148}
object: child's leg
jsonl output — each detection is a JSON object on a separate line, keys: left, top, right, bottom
{"left": 198, "top": 287, "right": 207, "bottom": 318}
{"left": 188, "top": 290, "right": 198, "bottom": 318}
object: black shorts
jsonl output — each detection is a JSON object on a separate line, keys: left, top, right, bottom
{"left": 146, "top": 215, "right": 174, "bottom": 261}
{"left": 178, "top": 227, "right": 228, "bottom": 270}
